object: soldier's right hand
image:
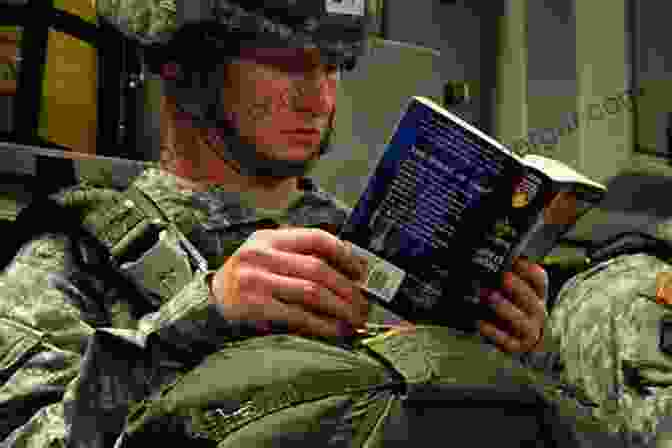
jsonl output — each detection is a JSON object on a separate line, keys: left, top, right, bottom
{"left": 209, "top": 228, "right": 370, "bottom": 338}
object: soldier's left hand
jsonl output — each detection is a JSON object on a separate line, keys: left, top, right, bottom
{"left": 478, "top": 256, "right": 548, "bottom": 353}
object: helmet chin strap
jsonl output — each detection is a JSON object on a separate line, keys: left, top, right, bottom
{"left": 204, "top": 115, "right": 335, "bottom": 179}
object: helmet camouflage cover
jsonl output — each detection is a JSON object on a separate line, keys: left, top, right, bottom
{"left": 97, "top": 0, "right": 373, "bottom": 177}
{"left": 98, "top": 0, "right": 371, "bottom": 70}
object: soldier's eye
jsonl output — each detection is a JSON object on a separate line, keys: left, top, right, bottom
{"left": 325, "top": 64, "right": 341, "bottom": 79}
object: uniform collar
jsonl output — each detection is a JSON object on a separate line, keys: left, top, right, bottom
{"left": 131, "top": 167, "right": 350, "bottom": 232}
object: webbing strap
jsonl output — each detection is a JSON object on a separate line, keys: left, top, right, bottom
{"left": 77, "top": 186, "right": 204, "bottom": 301}
{"left": 123, "top": 185, "right": 209, "bottom": 273}
{"left": 80, "top": 191, "right": 146, "bottom": 258}
{"left": 80, "top": 185, "right": 341, "bottom": 301}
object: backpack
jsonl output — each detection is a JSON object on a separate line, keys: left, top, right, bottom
{"left": 542, "top": 231, "right": 672, "bottom": 312}
{"left": 549, "top": 231, "right": 672, "bottom": 444}
{"left": 75, "top": 325, "right": 615, "bottom": 448}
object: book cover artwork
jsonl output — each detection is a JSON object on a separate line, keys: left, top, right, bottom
{"left": 339, "top": 97, "right": 605, "bottom": 328}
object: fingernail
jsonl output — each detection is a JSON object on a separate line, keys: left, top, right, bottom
{"left": 533, "top": 263, "right": 547, "bottom": 276}
{"left": 487, "top": 291, "right": 506, "bottom": 305}
{"left": 479, "top": 287, "right": 494, "bottom": 300}
{"left": 255, "top": 320, "right": 272, "bottom": 334}
{"left": 339, "top": 321, "right": 355, "bottom": 337}
{"left": 207, "top": 128, "right": 223, "bottom": 145}
{"left": 161, "top": 62, "right": 179, "bottom": 80}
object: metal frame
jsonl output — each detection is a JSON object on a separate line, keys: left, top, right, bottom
{"left": 627, "top": 0, "right": 671, "bottom": 163}
{"left": 627, "top": 0, "right": 646, "bottom": 159}
{"left": 0, "top": 1, "right": 147, "bottom": 196}
{"left": 0, "top": 1, "right": 143, "bottom": 158}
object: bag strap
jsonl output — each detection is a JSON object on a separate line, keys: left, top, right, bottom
{"left": 360, "top": 326, "right": 539, "bottom": 392}
{"left": 123, "top": 185, "right": 209, "bottom": 273}
{"left": 587, "top": 231, "right": 672, "bottom": 265}
{"left": 72, "top": 185, "right": 210, "bottom": 301}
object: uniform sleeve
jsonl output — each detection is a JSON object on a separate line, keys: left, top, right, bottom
{"left": 0, "top": 234, "right": 95, "bottom": 446}
{"left": 0, "top": 230, "right": 259, "bottom": 447}
{"left": 134, "top": 269, "right": 262, "bottom": 362}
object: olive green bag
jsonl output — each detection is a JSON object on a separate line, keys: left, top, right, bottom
{"left": 113, "top": 326, "right": 617, "bottom": 448}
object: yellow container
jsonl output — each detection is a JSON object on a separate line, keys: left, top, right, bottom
{"left": 38, "top": 0, "right": 98, "bottom": 154}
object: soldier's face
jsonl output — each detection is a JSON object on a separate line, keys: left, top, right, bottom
{"left": 220, "top": 47, "right": 339, "bottom": 163}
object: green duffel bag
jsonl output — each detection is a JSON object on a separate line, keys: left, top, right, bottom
{"left": 109, "top": 325, "right": 618, "bottom": 448}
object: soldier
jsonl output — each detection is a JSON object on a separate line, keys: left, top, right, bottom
{"left": 0, "top": 1, "right": 551, "bottom": 445}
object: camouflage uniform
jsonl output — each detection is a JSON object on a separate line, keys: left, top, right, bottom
{"left": 0, "top": 167, "right": 410, "bottom": 446}
{"left": 549, "top": 219, "right": 672, "bottom": 446}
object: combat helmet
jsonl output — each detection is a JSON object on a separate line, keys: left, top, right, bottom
{"left": 99, "top": 0, "right": 373, "bottom": 177}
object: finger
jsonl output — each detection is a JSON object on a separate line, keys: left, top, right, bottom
{"left": 266, "top": 228, "right": 365, "bottom": 281}
{"left": 237, "top": 246, "right": 369, "bottom": 319}
{"left": 343, "top": 241, "right": 370, "bottom": 282}
{"left": 261, "top": 270, "right": 367, "bottom": 328}
{"left": 511, "top": 256, "right": 548, "bottom": 300}
{"left": 257, "top": 297, "right": 355, "bottom": 338}
{"left": 212, "top": 255, "right": 241, "bottom": 307}
{"left": 501, "top": 271, "right": 547, "bottom": 319}
{"left": 478, "top": 320, "right": 522, "bottom": 353}
{"left": 481, "top": 289, "right": 536, "bottom": 341}
{"left": 289, "top": 308, "right": 356, "bottom": 339}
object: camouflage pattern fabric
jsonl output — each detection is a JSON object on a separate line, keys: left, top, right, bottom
{"left": 94, "top": 0, "right": 179, "bottom": 45}
{"left": 549, "top": 217, "right": 672, "bottom": 445}
{"left": 94, "top": 0, "right": 369, "bottom": 66}
{"left": 0, "top": 167, "right": 357, "bottom": 447}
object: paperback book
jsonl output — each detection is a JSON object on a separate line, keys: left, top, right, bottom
{"left": 338, "top": 96, "right": 606, "bottom": 329}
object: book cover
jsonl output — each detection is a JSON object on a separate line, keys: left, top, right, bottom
{"left": 339, "top": 96, "right": 606, "bottom": 329}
